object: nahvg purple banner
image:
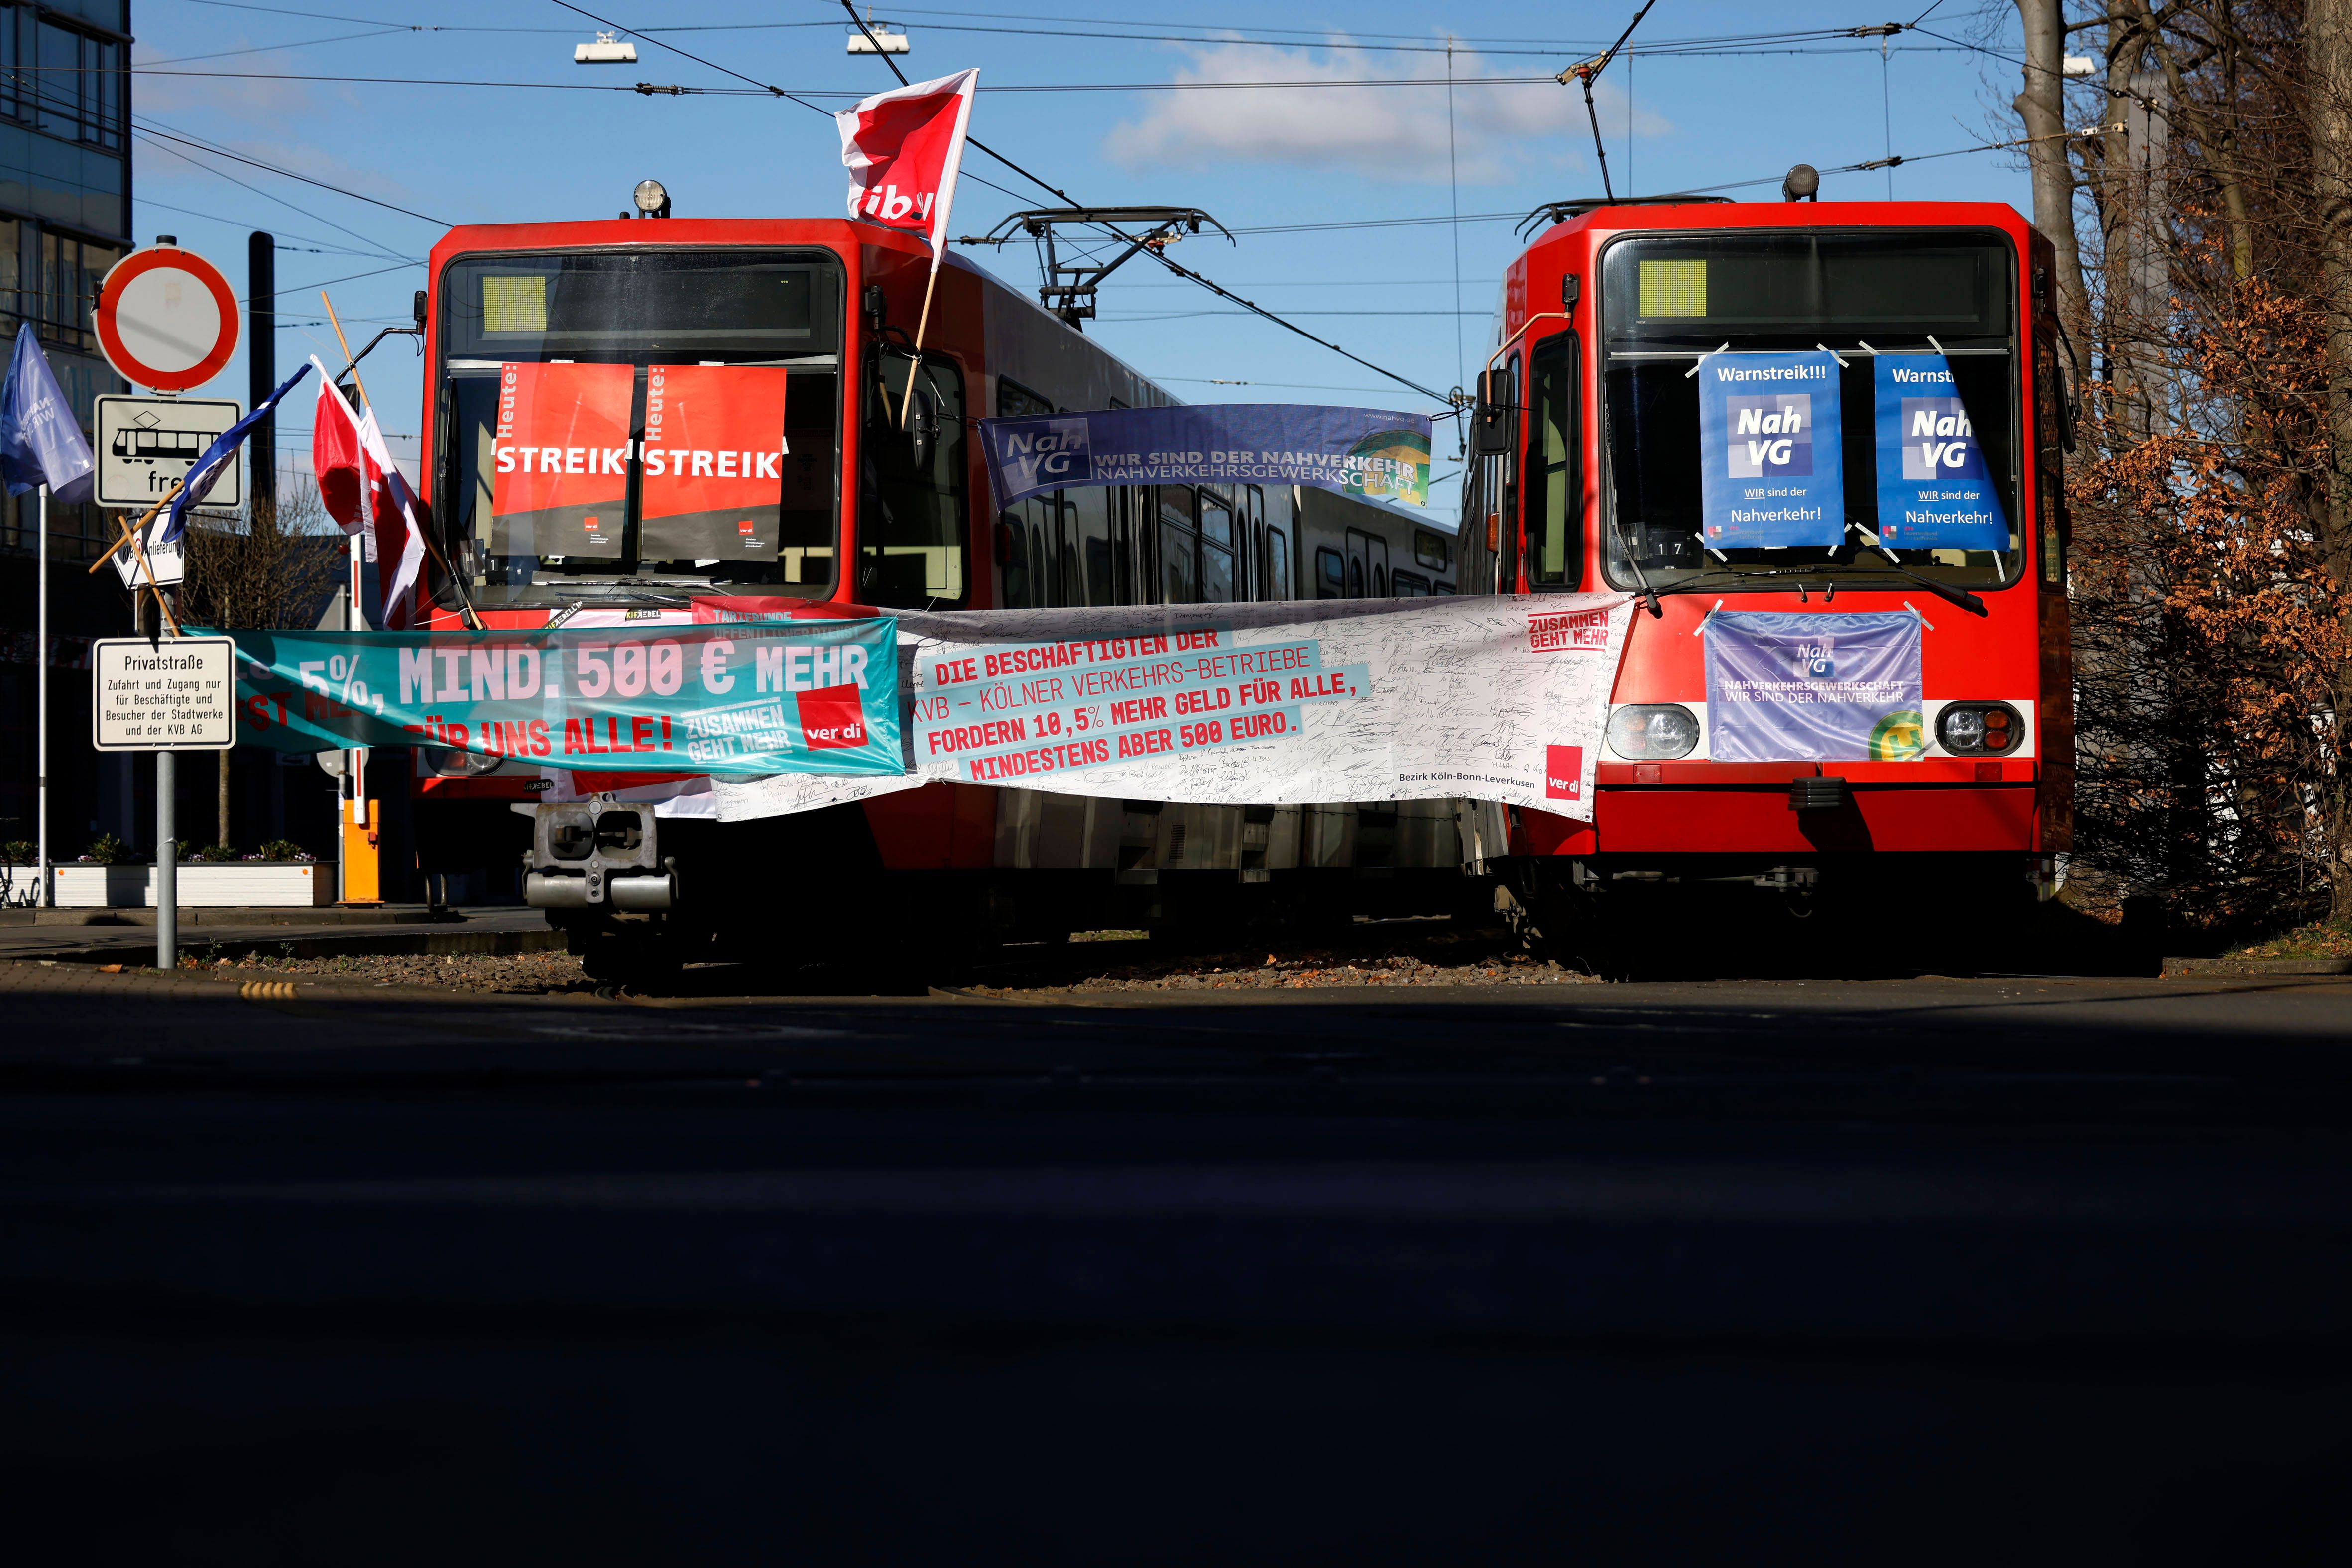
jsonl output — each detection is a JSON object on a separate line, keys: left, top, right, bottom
{"left": 1703, "top": 611, "right": 1925, "bottom": 762}
{"left": 977, "top": 403, "right": 1431, "bottom": 510}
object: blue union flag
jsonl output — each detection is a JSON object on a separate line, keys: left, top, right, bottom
{"left": 978, "top": 403, "right": 1432, "bottom": 510}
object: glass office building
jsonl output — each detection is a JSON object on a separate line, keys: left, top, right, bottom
{"left": 0, "top": 2, "right": 132, "bottom": 864}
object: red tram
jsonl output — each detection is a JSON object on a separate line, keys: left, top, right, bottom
{"left": 1458, "top": 191, "right": 2073, "bottom": 955}
{"left": 400, "top": 202, "right": 1461, "bottom": 977}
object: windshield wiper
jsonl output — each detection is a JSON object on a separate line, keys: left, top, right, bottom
{"left": 1624, "top": 561, "right": 1987, "bottom": 616}
{"left": 1843, "top": 547, "right": 1987, "bottom": 616}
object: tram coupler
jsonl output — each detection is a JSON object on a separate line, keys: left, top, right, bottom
{"left": 517, "top": 794, "right": 676, "bottom": 910}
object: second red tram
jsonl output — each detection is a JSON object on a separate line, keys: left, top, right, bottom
{"left": 1458, "top": 193, "right": 2073, "bottom": 954}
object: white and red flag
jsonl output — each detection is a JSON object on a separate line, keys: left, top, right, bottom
{"left": 310, "top": 356, "right": 426, "bottom": 627}
{"left": 836, "top": 67, "right": 978, "bottom": 254}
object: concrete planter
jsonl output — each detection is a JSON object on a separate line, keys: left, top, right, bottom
{"left": 52, "top": 862, "right": 332, "bottom": 908}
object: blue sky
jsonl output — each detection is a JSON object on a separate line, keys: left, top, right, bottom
{"left": 130, "top": 0, "right": 2031, "bottom": 519}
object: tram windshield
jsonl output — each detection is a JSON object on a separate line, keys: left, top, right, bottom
{"left": 1597, "top": 231, "right": 2021, "bottom": 595}
{"left": 433, "top": 248, "right": 845, "bottom": 609}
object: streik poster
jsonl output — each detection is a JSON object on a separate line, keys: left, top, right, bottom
{"left": 706, "top": 594, "right": 1635, "bottom": 823}
{"left": 1871, "top": 354, "right": 2010, "bottom": 551}
{"left": 638, "top": 364, "right": 793, "bottom": 564}
{"left": 1702, "top": 610, "right": 1925, "bottom": 762}
{"left": 978, "top": 404, "right": 1433, "bottom": 510}
{"left": 219, "top": 619, "right": 904, "bottom": 778}
{"left": 489, "top": 362, "right": 633, "bottom": 560}
{"left": 1695, "top": 350, "right": 1845, "bottom": 549}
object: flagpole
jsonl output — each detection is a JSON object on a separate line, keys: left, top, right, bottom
{"left": 34, "top": 483, "right": 48, "bottom": 907}
{"left": 321, "top": 292, "right": 482, "bottom": 630}
{"left": 897, "top": 262, "right": 941, "bottom": 428}
{"left": 86, "top": 481, "right": 185, "bottom": 633}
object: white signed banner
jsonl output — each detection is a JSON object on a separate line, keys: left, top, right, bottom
{"left": 707, "top": 594, "right": 1633, "bottom": 823}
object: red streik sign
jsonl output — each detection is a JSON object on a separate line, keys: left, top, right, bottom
{"left": 1529, "top": 607, "right": 1609, "bottom": 652}
{"left": 1545, "top": 745, "right": 1584, "bottom": 801}
{"left": 490, "top": 363, "right": 633, "bottom": 559}
{"left": 640, "top": 365, "right": 791, "bottom": 564}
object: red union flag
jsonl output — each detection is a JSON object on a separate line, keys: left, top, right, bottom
{"left": 835, "top": 68, "right": 977, "bottom": 252}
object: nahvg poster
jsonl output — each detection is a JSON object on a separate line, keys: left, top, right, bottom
{"left": 221, "top": 619, "right": 902, "bottom": 777}
{"left": 639, "top": 364, "right": 791, "bottom": 564}
{"left": 1872, "top": 354, "right": 2009, "bottom": 551}
{"left": 1696, "top": 351, "right": 1845, "bottom": 549}
{"left": 490, "top": 362, "right": 634, "bottom": 560}
{"left": 1703, "top": 610, "right": 1924, "bottom": 762}
{"left": 978, "top": 404, "right": 1432, "bottom": 510}
{"left": 709, "top": 594, "right": 1635, "bottom": 823}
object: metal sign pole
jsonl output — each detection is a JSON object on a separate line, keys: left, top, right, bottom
{"left": 156, "top": 744, "right": 174, "bottom": 970}
{"left": 35, "top": 484, "right": 49, "bottom": 907}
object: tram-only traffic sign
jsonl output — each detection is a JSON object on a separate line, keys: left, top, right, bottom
{"left": 92, "top": 637, "right": 236, "bottom": 751}
{"left": 95, "top": 394, "right": 242, "bottom": 509}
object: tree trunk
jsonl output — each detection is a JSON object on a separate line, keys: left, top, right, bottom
{"left": 2015, "top": 0, "right": 2089, "bottom": 328}
{"left": 2307, "top": 0, "right": 2352, "bottom": 915}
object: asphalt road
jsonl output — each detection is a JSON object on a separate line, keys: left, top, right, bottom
{"left": 4, "top": 962, "right": 2349, "bottom": 1564}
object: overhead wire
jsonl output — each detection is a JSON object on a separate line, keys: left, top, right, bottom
{"left": 134, "top": 131, "right": 421, "bottom": 260}
{"left": 133, "top": 120, "right": 448, "bottom": 224}
{"left": 139, "top": 28, "right": 416, "bottom": 66}
{"left": 826, "top": 2, "right": 1450, "bottom": 404}
{"left": 124, "top": 54, "right": 1978, "bottom": 96}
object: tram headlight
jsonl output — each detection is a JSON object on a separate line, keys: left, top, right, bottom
{"left": 1936, "top": 702, "right": 2023, "bottom": 754}
{"left": 423, "top": 746, "right": 502, "bottom": 778}
{"left": 632, "top": 178, "right": 671, "bottom": 218}
{"left": 1607, "top": 704, "right": 1700, "bottom": 761}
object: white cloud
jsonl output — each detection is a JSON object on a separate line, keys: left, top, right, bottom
{"left": 1104, "top": 38, "right": 1670, "bottom": 184}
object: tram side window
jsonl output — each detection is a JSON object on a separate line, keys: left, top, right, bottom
{"left": 997, "top": 377, "right": 1057, "bottom": 609}
{"left": 1199, "top": 487, "right": 1237, "bottom": 603}
{"left": 1527, "top": 333, "right": 1580, "bottom": 588}
{"left": 1268, "top": 527, "right": 1292, "bottom": 599}
{"left": 1242, "top": 485, "right": 1266, "bottom": 600}
{"left": 1393, "top": 569, "right": 1430, "bottom": 597}
{"left": 1068, "top": 485, "right": 1113, "bottom": 605}
{"left": 1160, "top": 484, "right": 1200, "bottom": 603}
{"left": 1316, "top": 547, "right": 1344, "bottom": 598}
{"left": 863, "top": 352, "right": 968, "bottom": 607}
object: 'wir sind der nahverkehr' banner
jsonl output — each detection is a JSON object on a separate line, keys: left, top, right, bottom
{"left": 978, "top": 404, "right": 1433, "bottom": 511}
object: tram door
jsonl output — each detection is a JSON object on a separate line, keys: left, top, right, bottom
{"left": 1345, "top": 528, "right": 1390, "bottom": 599}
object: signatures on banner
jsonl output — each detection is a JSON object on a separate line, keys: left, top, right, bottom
{"left": 912, "top": 626, "right": 1368, "bottom": 783}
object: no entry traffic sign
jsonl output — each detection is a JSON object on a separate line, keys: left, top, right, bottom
{"left": 95, "top": 246, "right": 239, "bottom": 393}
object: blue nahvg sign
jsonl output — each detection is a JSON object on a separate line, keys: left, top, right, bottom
{"left": 1696, "top": 350, "right": 1845, "bottom": 549}
{"left": 1872, "top": 354, "right": 2010, "bottom": 551}
{"left": 978, "top": 403, "right": 1432, "bottom": 510}
{"left": 1703, "top": 611, "right": 1925, "bottom": 762}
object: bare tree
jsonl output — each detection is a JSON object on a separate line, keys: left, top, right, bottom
{"left": 2016, "top": 0, "right": 2092, "bottom": 326}
{"left": 180, "top": 483, "right": 343, "bottom": 849}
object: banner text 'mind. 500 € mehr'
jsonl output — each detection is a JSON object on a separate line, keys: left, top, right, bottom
{"left": 222, "top": 620, "right": 904, "bottom": 777}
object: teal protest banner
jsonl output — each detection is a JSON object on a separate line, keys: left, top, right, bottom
{"left": 215, "top": 618, "right": 903, "bottom": 777}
